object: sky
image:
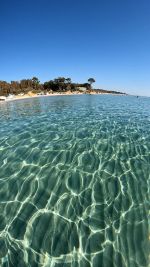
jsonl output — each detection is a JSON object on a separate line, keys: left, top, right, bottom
{"left": 0, "top": 0, "right": 150, "bottom": 96}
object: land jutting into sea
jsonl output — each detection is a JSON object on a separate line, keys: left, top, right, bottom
{"left": 0, "top": 77, "right": 126, "bottom": 101}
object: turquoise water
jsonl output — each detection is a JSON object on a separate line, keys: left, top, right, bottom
{"left": 0, "top": 95, "right": 149, "bottom": 267}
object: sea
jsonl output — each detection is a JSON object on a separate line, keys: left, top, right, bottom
{"left": 0, "top": 95, "right": 149, "bottom": 267}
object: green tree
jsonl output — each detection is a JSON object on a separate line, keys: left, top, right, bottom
{"left": 54, "top": 77, "right": 66, "bottom": 83}
{"left": 32, "top": 77, "right": 40, "bottom": 84}
{"left": 66, "top": 78, "right": 72, "bottom": 83}
{"left": 88, "top": 78, "right": 95, "bottom": 87}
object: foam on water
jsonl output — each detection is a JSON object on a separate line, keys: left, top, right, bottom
{"left": 0, "top": 95, "right": 149, "bottom": 267}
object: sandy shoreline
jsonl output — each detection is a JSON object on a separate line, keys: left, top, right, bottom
{"left": 5, "top": 92, "right": 85, "bottom": 102}
{"left": 1, "top": 91, "right": 125, "bottom": 103}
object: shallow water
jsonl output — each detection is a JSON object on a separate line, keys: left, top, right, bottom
{"left": 0, "top": 95, "right": 149, "bottom": 267}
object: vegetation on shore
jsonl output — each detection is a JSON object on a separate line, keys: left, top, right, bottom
{"left": 0, "top": 77, "right": 125, "bottom": 96}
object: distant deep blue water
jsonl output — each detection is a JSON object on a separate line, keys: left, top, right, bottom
{"left": 0, "top": 95, "right": 149, "bottom": 267}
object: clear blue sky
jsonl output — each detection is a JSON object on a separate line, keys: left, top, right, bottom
{"left": 0, "top": 0, "right": 150, "bottom": 96}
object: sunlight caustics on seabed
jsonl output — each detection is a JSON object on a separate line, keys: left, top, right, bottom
{"left": 0, "top": 95, "right": 149, "bottom": 267}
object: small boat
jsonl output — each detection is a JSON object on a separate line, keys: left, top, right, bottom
{"left": 0, "top": 96, "right": 6, "bottom": 101}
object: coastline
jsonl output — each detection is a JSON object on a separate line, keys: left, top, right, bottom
{"left": 3, "top": 91, "right": 126, "bottom": 102}
{"left": 5, "top": 92, "right": 84, "bottom": 102}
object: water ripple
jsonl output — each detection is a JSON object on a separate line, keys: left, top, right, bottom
{"left": 0, "top": 95, "right": 149, "bottom": 267}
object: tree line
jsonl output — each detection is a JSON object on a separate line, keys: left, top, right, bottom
{"left": 0, "top": 77, "right": 96, "bottom": 96}
{"left": 0, "top": 77, "right": 125, "bottom": 96}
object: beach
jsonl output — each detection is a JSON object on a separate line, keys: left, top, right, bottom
{"left": 3, "top": 90, "right": 125, "bottom": 102}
